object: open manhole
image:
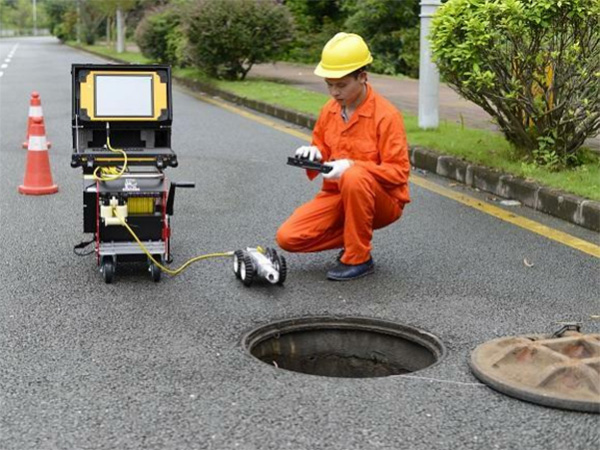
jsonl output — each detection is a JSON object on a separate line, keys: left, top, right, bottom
{"left": 243, "top": 317, "right": 445, "bottom": 378}
{"left": 470, "top": 330, "right": 600, "bottom": 413}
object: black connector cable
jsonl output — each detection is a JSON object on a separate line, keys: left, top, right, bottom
{"left": 73, "top": 238, "right": 95, "bottom": 256}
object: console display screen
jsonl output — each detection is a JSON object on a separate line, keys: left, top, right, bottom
{"left": 95, "top": 75, "right": 154, "bottom": 118}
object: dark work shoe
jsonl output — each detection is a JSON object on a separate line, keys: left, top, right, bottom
{"left": 327, "top": 258, "right": 374, "bottom": 281}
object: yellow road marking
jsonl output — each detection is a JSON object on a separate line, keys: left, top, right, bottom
{"left": 412, "top": 177, "right": 600, "bottom": 258}
{"left": 184, "top": 89, "right": 600, "bottom": 259}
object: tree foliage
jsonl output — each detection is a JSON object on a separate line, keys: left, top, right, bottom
{"left": 283, "top": 0, "right": 346, "bottom": 64}
{"left": 185, "top": 0, "right": 294, "bottom": 80}
{"left": 283, "top": 0, "right": 421, "bottom": 78}
{"left": 95, "top": 0, "right": 137, "bottom": 15}
{"left": 43, "top": 0, "right": 76, "bottom": 41}
{"left": 79, "top": 0, "right": 110, "bottom": 45}
{"left": 10, "top": 0, "right": 33, "bottom": 30}
{"left": 342, "top": 0, "right": 421, "bottom": 77}
{"left": 126, "top": 0, "right": 172, "bottom": 33}
{"left": 431, "top": 0, "right": 600, "bottom": 168}
{"left": 1, "top": 0, "right": 41, "bottom": 33}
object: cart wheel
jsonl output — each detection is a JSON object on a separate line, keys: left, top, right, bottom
{"left": 149, "top": 258, "right": 162, "bottom": 283}
{"left": 233, "top": 250, "right": 244, "bottom": 279}
{"left": 240, "top": 253, "right": 255, "bottom": 287}
{"left": 275, "top": 254, "right": 287, "bottom": 285}
{"left": 102, "top": 257, "right": 115, "bottom": 284}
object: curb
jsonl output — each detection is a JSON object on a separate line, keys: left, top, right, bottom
{"left": 71, "top": 45, "right": 600, "bottom": 233}
{"left": 410, "top": 146, "right": 600, "bottom": 231}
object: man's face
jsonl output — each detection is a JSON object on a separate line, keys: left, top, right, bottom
{"left": 325, "top": 72, "right": 367, "bottom": 106}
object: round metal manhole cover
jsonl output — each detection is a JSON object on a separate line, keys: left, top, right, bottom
{"left": 470, "top": 331, "right": 600, "bottom": 413}
{"left": 243, "top": 317, "right": 445, "bottom": 378}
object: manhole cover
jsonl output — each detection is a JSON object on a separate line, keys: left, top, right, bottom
{"left": 470, "top": 331, "right": 600, "bottom": 413}
{"left": 243, "top": 317, "right": 445, "bottom": 378}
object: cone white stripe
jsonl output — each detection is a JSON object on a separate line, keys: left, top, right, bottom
{"left": 28, "top": 136, "right": 48, "bottom": 151}
{"left": 29, "top": 106, "right": 43, "bottom": 117}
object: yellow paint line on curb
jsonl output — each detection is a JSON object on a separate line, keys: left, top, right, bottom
{"left": 186, "top": 90, "right": 600, "bottom": 259}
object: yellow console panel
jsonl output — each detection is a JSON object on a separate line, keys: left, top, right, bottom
{"left": 79, "top": 70, "right": 168, "bottom": 121}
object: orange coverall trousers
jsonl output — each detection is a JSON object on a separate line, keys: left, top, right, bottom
{"left": 276, "top": 165, "right": 403, "bottom": 265}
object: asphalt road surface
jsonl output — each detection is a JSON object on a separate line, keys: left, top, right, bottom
{"left": 1, "top": 37, "right": 598, "bottom": 450}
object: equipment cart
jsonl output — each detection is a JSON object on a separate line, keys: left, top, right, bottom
{"left": 71, "top": 64, "right": 193, "bottom": 283}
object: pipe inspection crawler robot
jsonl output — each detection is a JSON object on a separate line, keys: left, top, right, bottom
{"left": 71, "top": 64, "right": 194, "bottom": 283}
{"left": 233, "top": 247, "right": 287, "bottom": 287}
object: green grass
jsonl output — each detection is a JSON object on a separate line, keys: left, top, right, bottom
{"left": 217, "top": 79, "right": 330, "bottom": 116}
{"left": 70, "top": 42, "right": 600, "bottom": 200}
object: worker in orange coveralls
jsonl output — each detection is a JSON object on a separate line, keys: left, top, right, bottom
{"left": 276, "top": 32, "right": 410, "bottom": 281}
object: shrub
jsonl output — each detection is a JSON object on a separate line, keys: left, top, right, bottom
{"left": 185, "top": 0, "right": 294, "bottom": 80}
{"left": 54, "top": 10, "right": 78, "bottom": 43}
{"left": 135, "top": 4, "right": 188, "bottom": 66}
{"left": 431, "top": 0, "right": 600, "bottom": 169}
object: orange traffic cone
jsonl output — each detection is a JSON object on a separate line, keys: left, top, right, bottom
{"left": 18, "top": 117, "right": 58, "bottom": 195}
{"left": 22, "top": 91, "right": 51, "bottom": 149}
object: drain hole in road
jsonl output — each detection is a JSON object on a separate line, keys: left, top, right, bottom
{"left": 243, "top": 317, "right": 445, "bottom": 378}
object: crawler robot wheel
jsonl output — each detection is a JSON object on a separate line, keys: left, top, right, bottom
{"left": 149, "top": 255, "right": 162, "bottom": 282}
{"left": 240, "top": 252, "right": 255, "bottom": 287}
{"left": 276, "top": 254, "right": 287, "bottom": 285}
{"left": 101, "top": 257, "right": 115, "bottom": 284}
{"left": 233, "top": 250, "right": 244, "bottom": 279}
{"left": 267, "top": 247, "right": 287, "bottom": 285}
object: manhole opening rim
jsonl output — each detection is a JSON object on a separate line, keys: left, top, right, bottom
{"left": 242, "top": 316, "right": 447, "bottom": 364}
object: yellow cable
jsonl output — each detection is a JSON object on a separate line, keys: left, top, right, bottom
{"left": 114, "top": 209, "right": 233, "bottom": 275}
{"left": 98, "top": 138, "right": 232, "bottom": 275}
{"left": 93, "top": 136, "right": 128, "bottom": 181}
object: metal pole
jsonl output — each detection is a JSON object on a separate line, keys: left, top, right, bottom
{"left": 116, "top": 8, "right": 124, "bottom": 53}
{"left": 32, "top": 0, "right": 37, "bottom": 36}
{"left": 418, "top": 0, "right": 441, "bottom": 129}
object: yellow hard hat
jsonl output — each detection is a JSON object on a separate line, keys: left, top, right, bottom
{"left": 314, "top": 32, "right": 373, "bottom": 78}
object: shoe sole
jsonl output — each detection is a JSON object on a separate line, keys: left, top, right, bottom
{"left": 326, "top": 266, "right": 375, "bottom": 281}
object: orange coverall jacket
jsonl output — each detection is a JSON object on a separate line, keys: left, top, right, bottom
{"left": 277, "top": 84, "right": 410, "bottom": 265}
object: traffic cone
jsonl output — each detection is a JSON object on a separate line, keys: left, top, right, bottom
{"left": 22, "top": 91, "right": 51, "bottom": 149}
{"left": 18, "top": 117, "right": 58, "bottom": 195}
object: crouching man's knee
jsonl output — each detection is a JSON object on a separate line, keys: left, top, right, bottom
{"left": 339, "top": 164, "right": 374, "bottom": 193}
{"left": 276, "top": 223, "right": 295, "bottom": 252}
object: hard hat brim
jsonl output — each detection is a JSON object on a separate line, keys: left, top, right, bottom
{"left": 313, "top": 55, "right": 373, "bottom": 79}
